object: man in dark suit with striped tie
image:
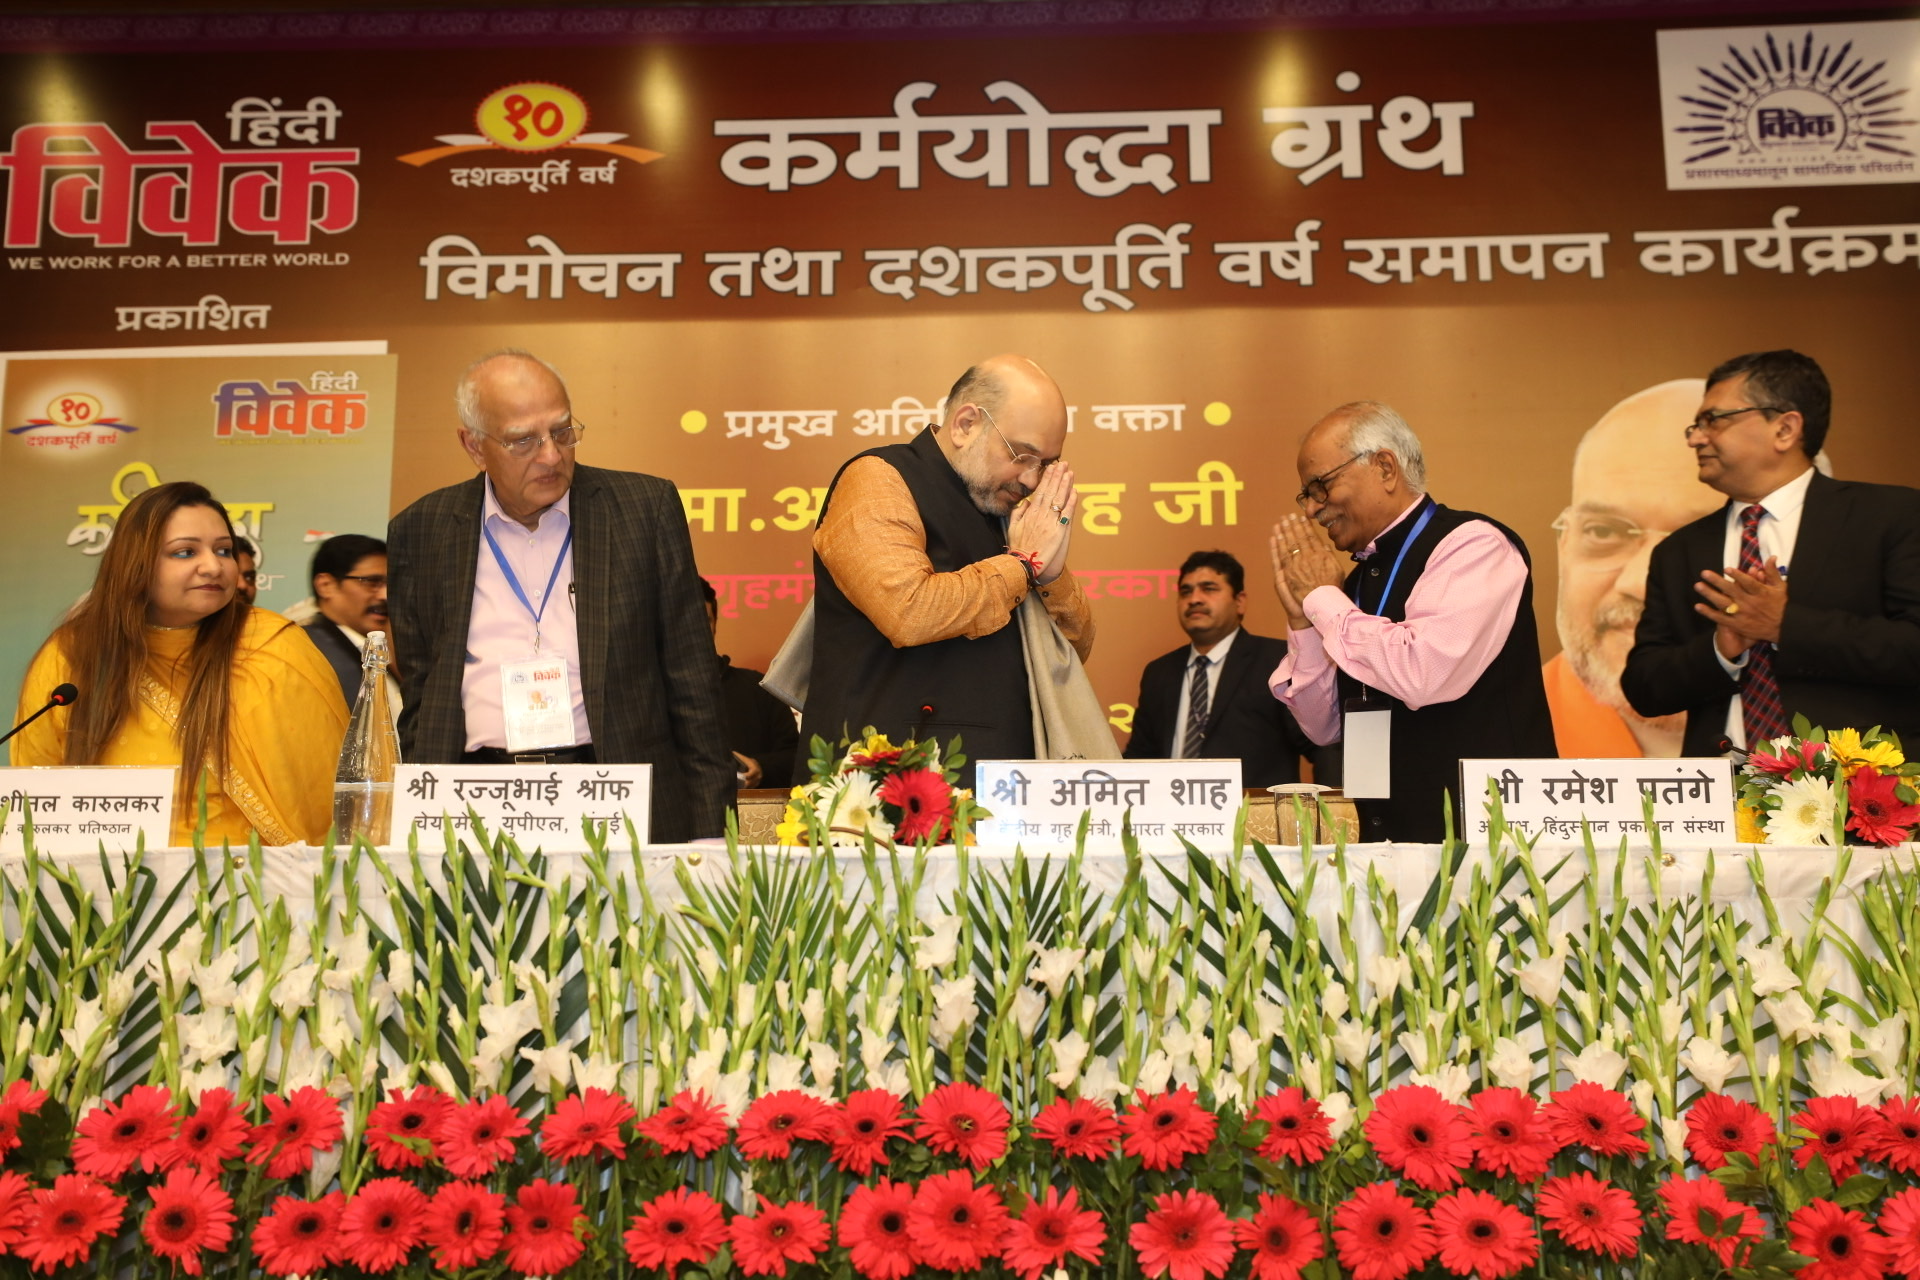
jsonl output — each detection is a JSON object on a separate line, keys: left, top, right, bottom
{"left": 1622, "top": 350, "right": 1920, "bottom": 755}
{"left": 1123, "top": 551, "right": 1333, "bottom": 788}
{"left": 387, "top": 349, "right": 733, "bottom": 842}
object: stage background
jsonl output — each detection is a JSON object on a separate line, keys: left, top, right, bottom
{"left": 3, "top": 2, "right": 1916, "bottom": 750}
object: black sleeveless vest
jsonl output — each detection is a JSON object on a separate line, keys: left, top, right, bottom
{"left": 1335, "top": 499, "right": 1556, "bottom": 843}
{"left": 800, "top": 428, "right": 1031, "bottom": 785}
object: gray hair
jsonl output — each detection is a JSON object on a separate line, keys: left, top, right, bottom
{"left": 454, "top": 349, "right": 570, "bottom": 434}
{"left": 1334, "top": 400, "right": 1427, "bottom": 490}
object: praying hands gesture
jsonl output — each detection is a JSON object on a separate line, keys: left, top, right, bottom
{"left": 1269, "top": 513, "right": 1346, "bottom": 631}
{"left": 1007, "top": 463, "right": 1079, "bottom": 585}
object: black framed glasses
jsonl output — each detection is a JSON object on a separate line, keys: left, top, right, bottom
{"left": 1295, "top": 452, "right": 1370, "bottom": 507}
{"left": 974, "top": 404, "right": 1055, "bottom": 477}
{"left": 1682, "top": 405, "right": 1783, "bottom": 439}
{"left": 472, "top": 417, "right": 587, "bottom": 457}
{"left": 340, "top": 574, "right": 388, "bottom": 589}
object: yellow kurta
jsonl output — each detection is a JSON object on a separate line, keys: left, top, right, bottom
{"left": 11, "top": 609, "right": 350, "bottom": 847}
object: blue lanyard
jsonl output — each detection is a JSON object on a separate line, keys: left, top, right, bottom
{"left": 1365, "top": 500, "right": 1435, "bottom": 615}
{"left": 482, "top": 522, "right": 573, "bottom": 640}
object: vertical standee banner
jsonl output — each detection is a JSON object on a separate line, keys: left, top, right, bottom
{"left": 0, "top": 10, "right": 1915, "bottom": 758}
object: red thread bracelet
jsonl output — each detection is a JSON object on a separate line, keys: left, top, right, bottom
{"left": 1007, "top": 549, "right": 1044, "bottom": 582}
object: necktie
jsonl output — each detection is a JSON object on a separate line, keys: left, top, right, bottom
{"left": 1737, "top": 503, "right": 1790, "bottom": 747}
{"left": 1182, "top": 655, "right": 1211, "bottom": 759}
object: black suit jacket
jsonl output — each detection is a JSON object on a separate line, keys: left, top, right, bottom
{"left": 301, "top": 616, "right": 361, "bottom": 709}
{"left": 1621, "top": 471, "right": 1920, "bottom": 755}
{"left": 1123, "top": 630, "right": 1335, "bottom": 788}
{"left": 387, "top": 465, "right": 735, "bottom": 842}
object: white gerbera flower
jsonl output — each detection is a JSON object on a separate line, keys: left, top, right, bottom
{"left": 816, "top": 772, "right": 895, "bottom": 845}
{"left": 1766, "top": 775, "right": 1836, "bottom": 845}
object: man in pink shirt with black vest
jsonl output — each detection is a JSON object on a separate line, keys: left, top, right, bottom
{"left": 1268, "top": 401, "right": 1556, "bottom": 843}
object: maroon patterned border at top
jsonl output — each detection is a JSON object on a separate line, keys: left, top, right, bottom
{"left": 0, "top": 0, "right": 1910, "bottom": 53}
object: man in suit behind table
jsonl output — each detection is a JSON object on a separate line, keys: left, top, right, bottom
{"left": 1622, "top": 349, "right": 1920, "bottom": 755}
{"left": 387, "top": 349, "right": 733, "bottom": 842}
{"left": 1268, "top": 401, "right": 1555, "bottom": 843}
{"left": 1124, "top": 549, "right": 1335, "bottom": 788}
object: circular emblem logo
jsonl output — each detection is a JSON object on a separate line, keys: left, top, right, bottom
{"left": 46, "top": 391, "right": 105, "bottom": 425}
{"left": 475, "top": 83, "right": 590, "bottom": 152}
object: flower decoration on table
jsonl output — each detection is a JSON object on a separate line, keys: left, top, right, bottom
{"left": 774, "top": 729, "right": 984, "bottom": 847}
{"left": 1735, "top": 715, "right": 1920, "bottom": 846}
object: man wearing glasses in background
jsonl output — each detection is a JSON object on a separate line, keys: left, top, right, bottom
{"left": 1622, "top": 350, "right": 1920, "bottom": 757}
{"left": 800, "top": 354, "right": 1095, "bottom": 787}
{"left": 301, "top": 533, "right": 400, "bottom": 718}
{"left": 387, "top": 349, "right": 733, "bottom": 842}
{"left": 1268, "top": 401, "right": 1555, "bottom": 843}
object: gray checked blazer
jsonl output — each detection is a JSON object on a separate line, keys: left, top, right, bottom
{"left": 387, "top": 464, "right": 734, "bottom": 843}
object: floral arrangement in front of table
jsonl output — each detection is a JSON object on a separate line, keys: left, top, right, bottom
{"left": 7, "top": 1072, "right": 1920, "bottom": 1279}
{"left": 1735, "top": 718, "right": 1920, "bottom": 846}
{"left": 774, "top": 730, "right": 984, "bottom": 847}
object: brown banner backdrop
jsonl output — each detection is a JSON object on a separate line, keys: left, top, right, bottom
{"left": 4, "top": 8, "right": 1917, "bottom": 751}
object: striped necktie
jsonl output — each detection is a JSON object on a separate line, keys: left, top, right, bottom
{"left": 1182, "top": 655, "right": 1210, "bottom": 759}
{"left": 1737, "top": 503, "right": 1790, "bottom": 746}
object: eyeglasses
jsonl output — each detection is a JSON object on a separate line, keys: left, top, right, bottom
{"left": 974, "top": 405, "right": 1055, "bottom": 477}
{"left": 1295, "top": 452, "right": 1370, "bottom": 508}
{"left": 1551, "top": 510, "right": 1671, "bottom": 567}
{"left": 471, "top": 417, "right": 587, "bottom": 457}
{"left": 340, "top": 574, "right": 388, "bottom": 589}
{"left": 1682, "top": 405, "right": 1783, "bottom": 439}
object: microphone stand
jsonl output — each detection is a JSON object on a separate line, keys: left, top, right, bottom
{"left": 0, "top": 698, "right": 67, "bottom": 748}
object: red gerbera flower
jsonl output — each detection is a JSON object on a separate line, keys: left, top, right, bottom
{"left": 365, "top": 1084, "right": 451, "bottom": 1171}
{"left": 1684, "top": 1092, "right": 1778, "bottom": 1171}
{"left": 1876, "top": 1096, "right": 1920, "bottom": 1175}
{"left": 0, "top": 1171, "right": 34, "bottom": 1254}
{"left": 1536, "top": 1173, "right": 1641, "bottom": 1259}
{"left": 1364, "top": 1085, "right": 1474, "bottom": 1191}
{"left": 880, "top": 767, "right": 955, "bottom": 842}
{"left": 1845, "top": 771, "right": 1920, "bottom": 846}
{"left": 1465, "top": 1088, "right": 1557, "bottom": 1181}
{"left": 838, "top": 1178, "right": 921, "bottom": 1280}
{"left": 539, "top": 1087, "right": 636, "bottom": 1162}
{"left": 1252, "top": 1088, "right": 1335, "bottom": 1165}
{"left": 338, "top": 1177, "right": 429, "bottom": 1272}
{"left": 1233, "top": 1192, "right": 1324, "bottom": 1280}
{"left": 1004, "top": 1185, "right": 1106, "bottom": 1280}
{"left": 439, "top": 1094, "right": 530, "bottom": 1177}
{"left": 0, "top": 1080, "right": 49, "bottom": 1157}
{"left": 1430, "top": 1189, "right": 1538, "bottom": 1280}
{"left": 1031, "top": 1095, "right": 1121, "bottom": 1160}
{"left": 251, "top": 1193, "right": 344, "bottom": 1276}
{"left": 736, "top": 1089, "right": 835, "bottom": 1161}
{"left": 831, "top": 1089, "right": 912, "bottom": 1175}
{"left": 908, "top": 1169, "right": 1009, "bottom": 1271}
{"left": 15, "top": 1174, "right": 127, "bottom": 1274}
{"left": 625, "top": 1187, "right": 729, "bottom": 1274}
{"left": 1788, "top": 1199, "right": 1892, "bottom": 1280}
{"left": 504, "top": 1178, "right": 587, "bottom": 1275}
{"left": 637, "top": 1088, "right": 733, "bottom": 1158}
{"left": 140, "top": 1166, "right": 234, "bottom": 1276}
{"left": 1332, "top": 1183, "right": 1437, "bottom": 1280}
{"left": 421, "top": 1181, "right": 505, "bottom": 1270}
{"left": 1794, "top": 1095, "right": 1880, "bottom": 1183}
{"left": 1121, "top": 1086, "right": 1220, "bottom": 1172}
{"left": 1879, "top": 1186, "right": 1920, "bottom": 1279}
{"left": 158, "top": 1088, "right": 249, "bottom": 1173}
{"left": 72, "top": 1084, "right": 178, "bottom": 1180}
{"left": 731, "top": 1194, "right": 831, "bottom": 1277}
{"left": 246, "top": 1087, "right": 345, "bottom": 1180}
{"left": 1131, "top": 1188, "right": 1236, "bottom": 1280}
{"left": 1658, "top": 1174, "right": 1762, "bottom": 1266}
{"left": 1543, "top": 1082, "right": 1650, "bottom": 1157}
{"left": 915, "top": 1081, "right": 1011, "bottom": 1170}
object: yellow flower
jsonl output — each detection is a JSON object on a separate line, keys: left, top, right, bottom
{"left": 1734, "top": 799, "right": 1768, "bottom": 844}
{"left": 774, "top": 805, "right": 806, "bottom": 847}
{"left": 862, "top": 732, "right": 898, "bottom": 757}
{"left": 1827, "top": 728, "right": 1905, "bottom": 776}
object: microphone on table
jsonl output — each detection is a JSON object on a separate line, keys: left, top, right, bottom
{"left": 0, "top": 683, "right": 79, "bottom": 749}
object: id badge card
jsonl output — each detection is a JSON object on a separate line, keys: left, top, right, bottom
{"left": 1341, "top": 699, "right": 1392, "bottom": 799}
{"left": 501, "top": 658, "right": 577, "bottom": 754}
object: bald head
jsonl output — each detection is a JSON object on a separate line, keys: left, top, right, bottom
{"left": 940, "top": 354, "right": 1068, "bottom": 516}
{"left": 455, "top": 349, "right": 578, "bottom": 528}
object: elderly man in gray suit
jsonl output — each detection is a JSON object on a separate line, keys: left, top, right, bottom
{"left": 387, "top": 349, "right": 733, "bottom": 842}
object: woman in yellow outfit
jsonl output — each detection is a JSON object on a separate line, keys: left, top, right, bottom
{"left": 12, "top": 481, "right": 348, "bottom": 847}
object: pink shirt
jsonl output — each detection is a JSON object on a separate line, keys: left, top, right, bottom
{"left": 1268, "top": 499, "right": 1529, "bottom": 745}
{"left": 461, "top": 480, "right": 591, "bottom": 751}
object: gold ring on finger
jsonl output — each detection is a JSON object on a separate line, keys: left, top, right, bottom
{"left": 1724, "top": 603, "right": 1739, "bottom": 616}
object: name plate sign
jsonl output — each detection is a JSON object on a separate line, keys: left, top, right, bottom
{"left": 1459, "top": 757, "right": 1735, "bottom": 845}
{"left": 973, "top": 759, "right": 1243, "bottom": 854}
{"left": 391, "top": 764, "right": 652, "bottom": 851}
{"left": 1, "top": 767, "right": 175, "bottom": 854}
